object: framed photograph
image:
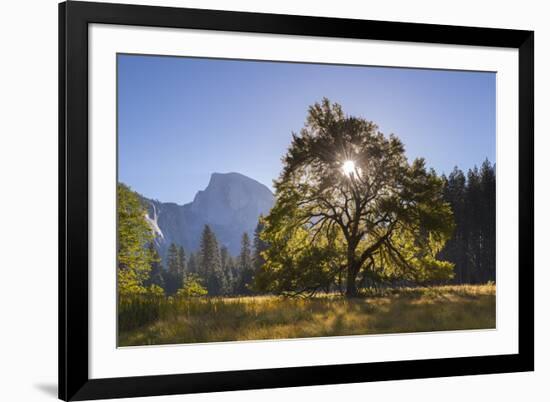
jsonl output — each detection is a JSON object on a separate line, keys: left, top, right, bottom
{"left": 59, "top": 1, "right": 534, "bottom": 400}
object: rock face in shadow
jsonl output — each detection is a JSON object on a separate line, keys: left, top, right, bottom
{"left": 144, "top": 172, "right": 274, "bottom": 259}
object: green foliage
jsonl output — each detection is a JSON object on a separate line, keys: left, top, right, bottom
{"left": 198, "top": 225, "right": 226, "bottom": 295}
{"left": 236, "top": 232, "right": 255, "bottom": 294}
{"left": 254, "top": 210, "right": 344, "bottom": 296}
{"left": 253, "top": 217, "right": 269, "bottom": 273}
{"left": 220, "top": 246, "right": 237, "bottom": 294}
{"left": 144, "top": 243, "right": 165, "bottom": 289}
{"left": 178, "top": 246, "right": 187, "bottom": 275}
{"left": 167, "top": 243, "right": 186, "bottom": 277}
{"left": 164, "top": 243, "right": 187, "bottom": 295}
{"left": 176, "top": 273, "right": 208, "bottom": 298}
{"left": 117, "top": 183, "right": 155, "bottom": 295}
{"left": 255, "top": 99, "right": 455, "bottom": 297}
{"left": 147, "top": 284, "right": 165, "bottom": 296}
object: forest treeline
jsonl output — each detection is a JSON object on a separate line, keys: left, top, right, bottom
{"left": 118, "top": 159, "right": 495, "bottom": 299}
{"left": 146, "top": 224, "right": 266, "bottom": 297}
{"left": 117, "top": 182, "right": 267, "bottom": 297}
{"left": 117, "top": 100, "right": 496, "bottom": 300}
{"left": 440, "top": 160, "right": 496, "bottom": 284}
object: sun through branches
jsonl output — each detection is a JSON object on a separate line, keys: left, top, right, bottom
{"left": 254, "top": 98, "right": 455, "bottom": 297}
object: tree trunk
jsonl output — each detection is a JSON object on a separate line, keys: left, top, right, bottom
{"left": 345, "top": 264, "right": 359, "bottom": 298}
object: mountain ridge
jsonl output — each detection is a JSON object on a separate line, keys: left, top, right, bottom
{"left": 139, "top": 172, "right": 275, "bottom": 260}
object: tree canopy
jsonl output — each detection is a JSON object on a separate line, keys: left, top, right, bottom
{"left": 255, "top": 98, "right": 455, "bottom": 297}
{"left": 117, "top": 183, "right": 156, "bottom": 295}
{"left": 198, "top": 225, "right": 226, "bottom": 295}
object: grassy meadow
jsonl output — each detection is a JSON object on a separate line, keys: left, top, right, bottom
{"left": 118, "top": 284, "right": 495, "bottom": 347}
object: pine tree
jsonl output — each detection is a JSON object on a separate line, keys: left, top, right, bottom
{"left": 187, "top": 252, "right": 198, "bottom": 274}
{"left": 177, "top": 246, "right": 187, "bottom": 277}
{"left": 253, "top": 218, "right": 268, "bottom": 274}
{"left": 479, "top": 159, "right": 496, "bottom": 282}
{"left": 439, "top": 161, "right": 496, "bottom": 285}
{"left": 440, "top": 167, "right": 467, "bottom": 283}
{"left": 144, "top": 243, "right": 164, "bottom": 289}
{"left": 167, "top": 243, "right": 179, "bottom": 275}
{"left": 220, "top": 246, "right": 235, "bottom": 294}
{"left": 237, "top": 232, "right": 254, "bottom": 294}
{"left": 165, "top": 243, "right": 185, "bottom": 294}
{"left": 466, "top": 166, "right": 482, "bottom": 282}
{"left": 198, "top": 225, "right": 225, "bottom": 295}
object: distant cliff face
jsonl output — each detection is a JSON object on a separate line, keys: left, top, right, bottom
{"left": 143, "top": 172, "right": 275, "bottom": 259}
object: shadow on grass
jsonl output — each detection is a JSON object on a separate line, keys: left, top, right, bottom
{"left": 119, "top": 285, "right": 496, "bottom": 346}
{"left": 366, "top": 293, "right": 496, "bottom": 333}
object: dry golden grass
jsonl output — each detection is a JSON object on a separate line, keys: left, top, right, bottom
{"left": 118, "top": 284, "right": 495, "bottom": 347}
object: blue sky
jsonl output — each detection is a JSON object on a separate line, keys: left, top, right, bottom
{"left": 118, "top": 54, "right": 495, "bottom": 204}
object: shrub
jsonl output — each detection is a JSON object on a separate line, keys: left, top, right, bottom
{"left": 177, "top": 273, "right": 208, "bottom": 298}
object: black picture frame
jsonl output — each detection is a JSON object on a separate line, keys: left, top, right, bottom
{"left": 59, "top": 1, "right": 534, "bottom": 400}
